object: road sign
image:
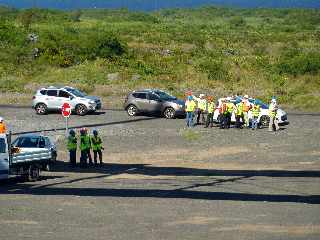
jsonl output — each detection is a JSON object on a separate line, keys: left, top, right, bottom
{"left": 61, "top": 103, "right": 71, "bottom": 118}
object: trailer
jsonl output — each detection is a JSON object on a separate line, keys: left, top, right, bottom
{"left": 0, "top": 133, "right": 52, "bottom": 181}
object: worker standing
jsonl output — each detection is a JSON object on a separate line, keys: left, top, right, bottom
{"left": 235, "top": 100, "right": 244, "bottom": 129}
{"left": 224, "top": 97, "right": 235, "bottom": 129}
{"left": 251, "top": 100, "right": 261, "bottom": 130}
{"left": 79, "top": 128, "right": 92, "bottom": 168}
{"left": 268, "top": 98, "right": 280, "bottom": 132}
{"left": 193, "top": 94, "right": 207, "bottom": 125}
{"left": 91, "top": 130, "right": 104, "bottom": 166}
{"left": 205, "top": 96, "right": 215, "bottom": 128}
{"left": 0, "top": 117, "right": 7, "bottom": 134}
{"left": 185, "top": 96, "right": 197, "bottom": 128}
{"left": 67, "top": 129, "right": 77, "bottom": 167}
{"left": 219, "top": 98, "right": 227, "bottom": 129}
{"left": 242, "top": 95, "right": 252, "bottom": 128}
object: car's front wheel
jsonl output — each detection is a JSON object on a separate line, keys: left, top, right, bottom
{"left": 260, "top": 115, "right": 270, "bottom": 126}
{"left": 163, "top": 107, "right": 175, "bottom": 119}
{"left": 75, "top": 104, "right": 88, "bottom": 116}
{"left": 35, "top": 103, "right": 47, "bottom": 115}
{"left": 127, "top": 105, "right": 138, "bottom": 116}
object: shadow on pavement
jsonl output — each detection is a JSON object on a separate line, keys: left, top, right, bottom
{"left": 1, "top": 162, "right": 319, "bottom": 204}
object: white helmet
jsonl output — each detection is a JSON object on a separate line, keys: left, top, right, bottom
{"left": 199, "top": 94, "right": 205, "bottom": 98}
{"left": 0, "top": 117, "right": 3, "bottom": 122}
{"left": 244, "top": 94, "right": 249, "bottom": 99}
{"left": 226, "top": 97, "right": 232, "bottom": 101}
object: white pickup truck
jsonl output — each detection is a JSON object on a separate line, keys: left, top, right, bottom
{"left": 0, "top": 133, "right": 52, "bottom": 181}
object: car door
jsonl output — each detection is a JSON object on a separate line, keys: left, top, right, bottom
{"left": 0, "top": 136, "right": 9, "bottom": 180}
{"left": 46, "top": 89, "right": 59, "bottom": 109}
{"left": 56, "top": 90, "right": 72, "bottom": 110}
{"left": 133, "top": 93, "right": 149, "bottom": 112}
{"left": 147, "top": 93, "right": 162, "bottom": 113}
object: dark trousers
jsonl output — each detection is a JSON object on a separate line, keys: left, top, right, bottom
{"left": 80, "top": 149, "right": 92, "bottom": 167}
{"left": 196, "top": 109, "right": 206, "bottom": 125}
{"left": 235, "top": 114, "right": 244, "bottom": 128}
{"left": 221, "top": 112, "right": 231, "bottom": 129}
{"left": 69, "top": 150, "right": 76, "bottom": 167}
{"left": 205, "top": 113, "right": 213, "bottom": 128}
{"left": 93, "top": 150, "right": 103, "bottom": 165}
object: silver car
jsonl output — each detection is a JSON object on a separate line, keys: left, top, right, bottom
{"left": 32, "top": 86, "right": 102, "bottom": 116}
{"left": 124, "top": 89, "right": 185, "bottom": 119}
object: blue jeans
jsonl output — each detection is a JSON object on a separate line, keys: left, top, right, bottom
{"left": 252, "top": 116, "right": 259, "bottom": 129}
{"left": 186, "top": 111, "right": 194, "bottom": 127}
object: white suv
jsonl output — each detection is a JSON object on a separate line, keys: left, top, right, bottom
{"left": 32, "top": 86, "right": 102, "bottom": 116}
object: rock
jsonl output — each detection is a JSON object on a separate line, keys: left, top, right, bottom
{"left": 131, "top": 74, "right": 141, "bottom": 81}
{"left": 107, "top": 73, "right": 120, "bottom": 82}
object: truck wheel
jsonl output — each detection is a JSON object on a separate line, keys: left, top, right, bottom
{"left": 260, "top": 115, "right": 270, "bottom": 127}
{"left": 75, "top": 104, "right": 88, "bottom": 116}
{"left": 163, "top": 107, "right": 175, "bottom": 119}
{"left": 127, "top": 104, "right": 138, "bottom": 116}
{"left": 28, "top": 165, "right": 40, "bottom": 182}
{"left": 35, "top": 103, "right": 47, "bottom": 115}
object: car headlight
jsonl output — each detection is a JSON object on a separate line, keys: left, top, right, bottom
{"left": 89, "top": 100, "right": 95, "bottom": 104}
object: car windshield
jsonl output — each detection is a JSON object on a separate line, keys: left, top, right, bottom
{"left": 65, "top": 88, "right": 86, "bottom": 98}
{"left": 249, "top": 99, "right": 268, "bottom": 109}
{"left": 154, "top": 91, "right": 176, "bottom": 101}
{"left": 13, "top": 137, "right": 39, "bottom": 148}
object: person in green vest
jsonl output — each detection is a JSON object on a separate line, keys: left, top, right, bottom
{"left": 91, "top": 129, "right": 104, "bottom": 166}
{"left": 223, "top": 97, "right": 236, "bottom": 129}
{"left": 79, "top": 128, "right": 92, "bottom": 168}
{"left": 268, "top": 98, "right": 280, "bottom": 132}
{"left": 235, "top": 101, "right": 245, "bottom": 129}
{"left": 193, "top": 93, "right": 207, "bottom": 125}
{"left": 251, "top": 100, "right": 261, "bottom": 130}
{"left": 205, "top": 96, "right": 215, "bottom": 128}
{"left": 67, "top": 129, "right": 77, "bottom": 167}
{"left": 185, "top": 96, "right": 197, "bottom": 127}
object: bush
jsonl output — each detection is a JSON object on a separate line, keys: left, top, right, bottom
{"left": 198, "top": 59, "right": 230, "bottom": 81}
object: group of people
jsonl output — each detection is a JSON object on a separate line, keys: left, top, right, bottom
{"left": 185, "top": 93, "right": 280, "bottom": 131}
{"left": 67, "top": 128, "right": 104, "bottom": 168}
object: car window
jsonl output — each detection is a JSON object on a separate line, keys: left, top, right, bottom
{"left": 40, "top": 90, "right": 47, "bottom": 95}
{"left": 154, "top": 91, "right": 176, "bottom": 101}
{"left": 47, "top": 90, "right": 58, "bottom": 97}
{"left": 14, "top": 137, "right": 39, "bottom": 148}
{"left": 0, "top": 138, "right": 6, "bottom": 153}
{"left": 148, "top": 93, "right": 160, "bottom": 101}
{"left": 39, "top": 137, "right": 46, "bottom": 148}
{"left": 58, "top": 90, "right": 70, "bottom": 98}
{"left": 44, "top": 137, "right": 51, "bottom": 147}
{"left": 133, "top": 93, "right": 147, "bottom": 99}
{"left": 64, "top": 88, "right": 86, "bottom": 97}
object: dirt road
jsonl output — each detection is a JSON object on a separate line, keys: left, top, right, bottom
{"left": 0, "top": 106, "right": 320, "bottom": 240}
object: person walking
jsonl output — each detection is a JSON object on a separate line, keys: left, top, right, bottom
{"left": 193, "top": 94, "right": 207, "bottom": 125}
{"left": 0, "top": 117, "right": 7, "bottom": 134}
{"left": 242, "top": 95, "right": 252, "bottom": 128}
{"left": 79, "top": 128, "right": 92, "bottom": 168}
{"left": 67, "top": 129, "right": 77, "bottom": 167}
{"left": 185, "top": 96, "right": 197, "bottom": 128}
{"left": 235, "top": 101, "right": 245, "bottom": 129}
{"left": 251, "top": 100, "right": 261, "bottom": 130}
{"left": 91, "top": 130, "right": 103, "bottom": 166}
{"left": 268, "top": 98, "right": 280, "bottom": 132}
{"left": 205, "top": 96, "right": 215, "bottom": 128}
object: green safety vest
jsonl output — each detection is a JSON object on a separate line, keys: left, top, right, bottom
{"left": 198, "top": 100, "right": 207, "bottom": 111}
{"left": 252, "top": 105, "right": 261, "bottom": 117}
{"left": 67, "top": 136, "right": 77, "bottom": 151}
{"left": 80, "top": 135, "right": 91, "bottom": 151}
{"left": 225, "top": 102, "right": 234, "bottom": 114}
{"left": 186, "top": 100, "right": 196, "bottom": 112}
{"left": 236, "top": 102, "right": 244, "bottom": 116}
{"left": 91, "top": 136, "right": 102, "bottom": 151}
{"left": 207, "top": 102, "right": 215, "bottom": 114}
{"left": 268, "top": 104, "right": 276, "bottom": 118}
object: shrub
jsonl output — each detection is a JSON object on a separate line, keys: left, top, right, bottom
{"left": 198, "top": 59, "right": 230, "bottom": 82}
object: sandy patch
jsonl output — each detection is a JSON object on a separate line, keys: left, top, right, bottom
{"left": 167, "top": 216, "right": 247, "bottom": 226}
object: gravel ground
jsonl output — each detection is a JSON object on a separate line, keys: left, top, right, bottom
{"left": 0, "top": 106, "right": 320, "bottom": 240}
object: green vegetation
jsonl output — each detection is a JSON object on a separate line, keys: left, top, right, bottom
{"left": 0, "top": 6, "right": 320, "bottom": 110}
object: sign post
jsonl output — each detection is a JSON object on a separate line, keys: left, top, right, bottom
{"left": 61, "top": 103, "right": 71, "bottom": 136}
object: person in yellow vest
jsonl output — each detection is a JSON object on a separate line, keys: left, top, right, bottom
{"left": 205, "top": 96, "right": 215, "bottom": 128}
{"left": 91, "top": 130, "right": 104, "bottom": 166}
{"left": 251, "top": 100, "right": 261, "bottom": 130}
{"left": 268, "top": 98, "right": 280, "bottom": 132}
{"left": 242, "top": 95, "right": 252, "bottom": 128}
{"left": 79, "top": 128, "right": 92, "bottom": 168}
{"left": 222, "top": 97, "right": 236, "bottom": 129}
{"left": 67, "top": 129, "right": 77, "bottom": 167}
{"left": 235, "top": 101, "right": 245, "bottom": 129}
{"left": 193, "top": 94, "right": 207, "bottom": 125}
{"left": 0, "top": 117, "right": 7, "bottom": 134}
{"left": 185, "top": 96, "right": 197, "bottom": 127}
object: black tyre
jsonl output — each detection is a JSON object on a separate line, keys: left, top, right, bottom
{"left": 260, "top": 115, "right": 270, "bottom": 126}
{"left": 35, "top": 103, "right": 47, "bottom": 115}
{"left": 75, "top": 104, "right": 88, "bottom": 116}
{"left": 51, "top": 151, "right": 57, "bottom": 162}
{"left": 28, "top": 165, "right": 40, "bottom": 182}
{"left": 127, "top": 104, "right": 138, "bottom": 116}
{"left": 163, "top": 107, "right": 175, "bottom": 119}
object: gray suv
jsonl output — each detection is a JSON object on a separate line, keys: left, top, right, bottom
{"left": 124, "top": 89, "right": 185, "bottom": 119}
{"left": 32, "top": 86, "right": 102, "bottom": 116}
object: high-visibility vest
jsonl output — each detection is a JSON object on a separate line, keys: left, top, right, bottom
{"left": 198, "top": 99, "right": 207, "bottom": 111}
{"left": 207, "top": 102, "right": 215, "bottom": 114}
{"left": 80, "top": 135, "right": 91, "bottom": 151}
{"left": 268, "top": 104, "right": 277, "bottom": 117}
{"left": 67, "top": 136, "right": 77, "bottom": 151}
{"left": 91, "top": 136, "right": 102, "bottom": 151}
{"left": 185, "top": 100, "right": 196, "bottom": 112}
{"left": 225, "top": 102, "right": 234, "bottom": 114}
{"left": 252, "top": 105, "right": 261, "bottom": 117}
{"left": 243, "top": 101, "right": 251, "bottom": 112}
{"left": 0, "top": 123, "right": 6, "bottom": 134}
{"left": 236, "top": 102, "right": 244, "bottom": 116}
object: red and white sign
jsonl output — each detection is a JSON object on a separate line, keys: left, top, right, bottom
{"left": 61, "top": 103, "right": 71, "bottom": 118}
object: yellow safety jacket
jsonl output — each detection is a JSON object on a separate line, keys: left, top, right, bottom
{"left": 198, "top": 99, "right": 207, "bottom": 111}
{"left": 268, "top": 104, "right": 277, "bottom": 118}
{"left": 236, "top": 102, "right": 244, "bottom": 116}
{"left": 67, "top": 136, "right": 77, "bottom": 151}
{"left": 252, "top": 105, "right": 261, "bottom": 117}
{"left": 207, "top": 102, "right": 215, "bottom": 114}
{"left": 186, "top": 100, "right": 196, "bottom": 112}
{"left": 225, "top": 102, "right": 234, "bottom": 114}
